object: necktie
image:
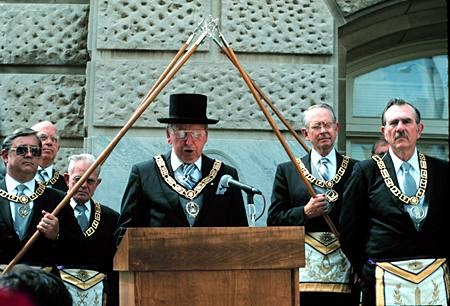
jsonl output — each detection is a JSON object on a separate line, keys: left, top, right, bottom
{"left": 38, "top": 169, "right": 49, "bottom": 182}
{"left": 14, "top": 184, "right": 30, "bottom": 240}
{"left": 181, "top": 163, "right": 199, "bottom": 189}
{"left": 318, "top": 158, "right": 330, "bottom": 181}
{"left": 75, "top": 204, "right": 89, "bottom": 231}
{"left": 401, "top": 162, "right": 417, "bottom": 196}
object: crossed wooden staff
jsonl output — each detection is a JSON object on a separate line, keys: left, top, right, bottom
{"left": 3, "top": 16, "right": 338, "bottom": 274}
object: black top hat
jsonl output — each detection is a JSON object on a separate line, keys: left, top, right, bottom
{"left": 157, "top": 93, "right": 219, "bottom": 124}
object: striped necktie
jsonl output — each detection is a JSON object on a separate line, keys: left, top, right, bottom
{"left": 318, "top": 158, "right": 330, "bottom": 181}
{"left": 181, "top": 163, "right": 198, "bottom": 189}
{"left": 38, "top": 169, "right": 49, "bottom": 183}
{"left": 74, "top": 203, "right": 89, "bottom": 231}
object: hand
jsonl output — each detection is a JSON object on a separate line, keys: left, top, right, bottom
{"left": 304, "top": 194, "right": 328, "bottom": 220}
{"left": 37, "top": 210, "right": 59, "bottom": 240}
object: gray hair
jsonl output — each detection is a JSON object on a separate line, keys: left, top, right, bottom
{"left": 67, "top": 153, "right": 101, "bottom": 175}
{"left": 167, "top": 123, "right": 208, "bottom": 130}
{"left": 302, "top": 103, "right": 337, "bottom": 128}
{"left": 2, "top": 128, "right": 41, "bottom": 152}
{"left": 381, "top": 98, "right": 421, "bottom": 125}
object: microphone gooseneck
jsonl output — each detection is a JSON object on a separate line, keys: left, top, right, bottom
{"left": 219, "top": 175, "right": 262, "bottom": 195}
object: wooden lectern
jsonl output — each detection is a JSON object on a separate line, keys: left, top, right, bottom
{"left": 114, "top": 227, "right": 304, "bottom": 306}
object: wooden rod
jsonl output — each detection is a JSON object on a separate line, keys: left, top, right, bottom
{"left": 220, "top": 36, "right": 339, "bottom": 237}
{"left": 217, "top": 43, "right": 308, "bottom": 151}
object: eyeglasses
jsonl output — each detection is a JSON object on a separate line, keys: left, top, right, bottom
{"left": 37, "top": 133, "right": 59, "bottom": 144}
{"left": 309, "top": 122, "right": 335, "bottom": 131}
{"left": 171, "top": 129, "right": 207, "bottom": 140}
{"left": 72, "top": 175, "right": 97, "bottom": 185}
{"left": 10, "top": 145, "right": 41, "bottom": 157}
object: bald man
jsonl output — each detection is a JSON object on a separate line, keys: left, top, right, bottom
{"left": 31, "top": 121, "right": 67, "bottom": 191}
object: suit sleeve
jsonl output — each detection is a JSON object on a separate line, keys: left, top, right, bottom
{"left": 267, "top": 163, "right": 307, "bottom": 226}
{"left": 340, "top": 161, "right": 369, "bottom": 275}
{"left": 116, "top": 165, "right": 148, "bottom": 242}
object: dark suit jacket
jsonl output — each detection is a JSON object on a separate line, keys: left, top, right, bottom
{"left": 47, "top": 168, "right": 68, "bottom": 192}
{"left": 65, "top": 199, "right": 120, "bottom": 306}
{"left": 267, "top": 151, "right": 357, "bottom": 232}
{"left": 117, "top": 152, "right": 248, "bottom": 233}
{"left": 340, "top": 153, "right": 450, "bottom": 276}
{"left": 0, "top": 164, "right": 5, "bottom": 181}
{"left": 67, "top": 199, "right": 119, "bottom": 273}
{"left": 0, "top": 180, "right": 83, "bottom": 267}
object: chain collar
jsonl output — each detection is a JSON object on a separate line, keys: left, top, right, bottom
{"left": 0, "top": 182, "right": 46, "bottom": 204}
{"left": 154, "top": 155, "right": 222, "bottom": 200}
{"left": 372, "top": 153, "right": 427, "bottom": 205}
{"left": 296, "top": 155, "right": 350, "bottom": 189}
{"left": 84, "top": 202, "right": 101, "bottom": 237}
{"left": 40, "top": 170, "right": 61, "bottom": 186}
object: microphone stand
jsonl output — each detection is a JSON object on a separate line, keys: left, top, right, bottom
{"left": 246, "top": 192, "right": 257, "bottom": 227}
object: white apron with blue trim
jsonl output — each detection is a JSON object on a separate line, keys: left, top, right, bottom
{"left": 60, "top": 268, "right": 106, "bottom": 306}
{"left": 375, "top": 258, "right": 450, "bottom": 306}
{"left": 299, "top": 232, "right": 353, "bottom": 293}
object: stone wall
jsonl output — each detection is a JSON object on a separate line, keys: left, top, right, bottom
{"left": 0, "top": 2, "right": 89, "bottom": 171}
{"left": 0, "top": 0, "right": 381, "bottom": 225}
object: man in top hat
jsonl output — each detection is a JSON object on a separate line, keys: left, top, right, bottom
{"left": 117, "top": 93, "right": 248, "bottom": 236}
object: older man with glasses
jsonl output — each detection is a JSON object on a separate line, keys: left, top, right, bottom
{"left": 267, "top": 103, "right": 360, "bottom": 306}
{"left": 31, "top": 121, "right": 67, "bottom": 192}
{"left": 0, "top": 128, "right": 82, "bottom": 270}
{"left": 117, "top": 93, "right": 248, "bottom": 237}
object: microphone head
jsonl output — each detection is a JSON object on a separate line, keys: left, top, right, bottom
{"left": 219, "top": 174, "right": 232, "bottom": 188}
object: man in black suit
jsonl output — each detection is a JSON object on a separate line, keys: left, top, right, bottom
{"left": 0, "top": 128, "right": 82, "bottom": 268}
{"left": 340, "top": 98, "right": 449, "bottom": 306}
{"left": 118, "top": 93, "right": 248, "bottom": 234}
{"left": 62, "top": 153, "right": 119, "bottom": 306}
{"left": 31, "top": 121, "right": 67, "bottom": 192}
{"left": 267, "top": 103, "right": 358, "bottom": 306}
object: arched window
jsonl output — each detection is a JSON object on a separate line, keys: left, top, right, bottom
{"left": 338, "top": 1, "right": 448, "bottom": 161}
{"left": 347, "top": 55, "right": 448, "bottom": 160}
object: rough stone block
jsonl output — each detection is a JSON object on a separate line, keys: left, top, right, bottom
{"left": 222, "top": 0, "right": 333, "bottom": 54}
{"left": 336, "top": 0, "right": 385, "bottom": 16}
{"left": 0, "top": 74, "right": 85, "bottom": 137}
{"left": 54, "top": 147, "right": 85, "bottom": 174}
{"left": 96, "top": 0, "right": 210, "bottom": 50}
{"left": 0, "top": 4, "right": 89, "bottom": 65}
{"left": 91, "top": 59, "right": 333, "bottom": 130}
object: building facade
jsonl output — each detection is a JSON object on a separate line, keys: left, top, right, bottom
{"left": 0, "top": 0, "right": 447, "bottom": 224}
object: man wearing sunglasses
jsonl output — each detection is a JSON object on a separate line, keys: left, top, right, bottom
{"left": 0, "top": 128, "right": 82, "bottom": 269}
{"left": 31, "top": 121, "right": 68, "bottom": 192}
{"left": 117, "top": 93, "right": 248, "bottom": 237}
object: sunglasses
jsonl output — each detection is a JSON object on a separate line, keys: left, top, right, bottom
{"left": 10, "top": 145, "right": 42, "bottom": 157}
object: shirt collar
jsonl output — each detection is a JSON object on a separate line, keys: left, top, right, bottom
{"left": 70, "top": 198, "right": 91, "bottom": 213}
{"left": 5, "top": 174, "right": 36, "bottom": 194}
{"left": 389, "top": 147, "right": 419, "bottom": 174}
{"left": 170, "top": 148, "right": 202, "bottom": 171}
{"left": 310, "top": 148, "right": 336, "bottom": 167}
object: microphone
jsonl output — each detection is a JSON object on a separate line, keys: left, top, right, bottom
{"left": 219, "top": 175, "right": 262, "bottom": 195}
